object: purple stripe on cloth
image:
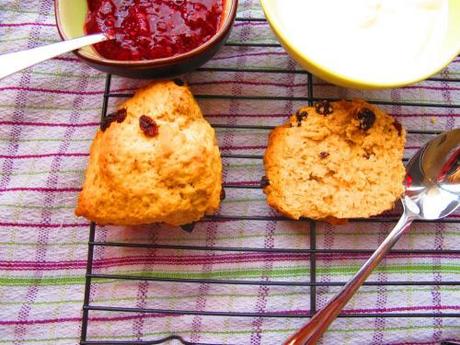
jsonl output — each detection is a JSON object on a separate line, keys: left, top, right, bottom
{"left": 250, "top": 222, "right": 276, "bottom": 345}
{"left": 317, "top": 223, "right": 334, "bottom": 308}
{"left": 4, "top": 250, "right": 460, "bottom": 270}
{"left": 0, "top": 20, "right": 45, "bottom": 191}
{"left": 441, "top": 67, "right": 456, "bottom": 132}
{"left": 233, "top": 21, "right": 268, "bottom": 27}
{"left": 0, "top": 120, "right": 99, "bottom": 127}
{"left": 0, "top": 153, "right": 89, "bottom": 159}
{"left": 0, "top": 222, "right": 87, "bottom": 228}
{"left": 190, "top": 223, "right": 218, "bottom": 343}
{"left": 212, "top": 51, "right": 288, "bottom": 61}
{"left": 13, "top": 3, "right": 54, "bottom": 343}
{"left": 432, "top": 222, "right": 445, "bottom": 342}
{"left": 9, "top": 247, "right": 460, "bottom": 268}
{"left": 344, "top": 305, "right": 460, "bottom": 314}
{"left": 90, "top": 226, "right": 110, "bottom": 334}
{"left": 2, "top": 313, "right": 181, "bottom": 326}
{"left": 132, "top": 280, "right": 149, "bottom": 340}
{"left": 315, "top": 82, "right": 460, "bottom": 91}
{"left": 205, "top": 113, "right": 288, "bottom": 118}
{"left": 220, "top": 145, "right": 266, "bottom": 150}
{"left": 194, "top": 80, "right": 460, "bottom": 91}
{"left": 223, "top": 180, "right": 260, "bottom": 186}
{"left": 132, "top": 231, "right": 157, "bottom": 340}
{"left": 251, "top": 60, "right": 296, "bottom": 345}
{"left": 0, "top": 86, "right": 106, "bottom": 95}
{"left": 2, "top": 317, "right": 83, "bottom": 326}
{"left": 0, "top": 187, "right": 81, "bottom": 192}
{"left": 0, "top": 22, "right": 55, "bottom": 27}
{"left": 0, "top": 86, "right": 139, "bottom": 95}
{"left": 191, "top": 80, "right": 307, "bottom": 87}
{"left": 404, "top": 85, "right": 460, "bottom": 91}
{"left": 385, "top": 341, "right": 446, "bottom": 345}
{"left": 372, "top": 223, "right": 391, "bottom": 344}
{"left": 430, "top": 69, "right": 456, "bottom": 343}
{"left": 52, "top": 56, "right": 81, "bottom": 62}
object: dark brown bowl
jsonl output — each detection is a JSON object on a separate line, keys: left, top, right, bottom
{"left": 55, "top": 0, "right": 238, "bottom": 79}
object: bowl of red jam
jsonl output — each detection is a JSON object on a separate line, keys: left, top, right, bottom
{"left": 55, "top": 0, "right": 238, "bottom": 78}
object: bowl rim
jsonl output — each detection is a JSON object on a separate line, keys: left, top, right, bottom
{"left": 260, "top": 0, "right": 459, "bottom": 89}
{"left": 54, "top": 0, "right": 238, "bottom": 67}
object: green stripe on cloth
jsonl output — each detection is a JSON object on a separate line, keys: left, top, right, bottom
{"left": 2, "top": 263, "right": 460, "bottom": 286}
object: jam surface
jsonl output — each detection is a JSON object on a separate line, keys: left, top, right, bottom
{"left": 85, "top": 0, "right": 223, "bottom": 61}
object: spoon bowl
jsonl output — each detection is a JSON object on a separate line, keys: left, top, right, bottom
{"left": 405, "top": 128, "right": 460, "bottom": 219}
{"left": 286, "top": 128, "right": 460, "bottom": 345}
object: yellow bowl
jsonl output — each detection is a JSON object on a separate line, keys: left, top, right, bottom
{"left": 260, "top": 0, "right": 460, "bottom": 89}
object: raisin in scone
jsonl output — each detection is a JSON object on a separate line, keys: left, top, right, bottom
{"left": 75, "top": 80, "right": 222, "bottom": 226}
{"left": 263, "top": 100, "right": 406, "bottom": 221}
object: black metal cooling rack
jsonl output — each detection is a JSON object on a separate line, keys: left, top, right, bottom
{"left": 80, "top": 16, "right": 460, "bottom": 345}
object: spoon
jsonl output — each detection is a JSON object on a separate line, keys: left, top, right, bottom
{"left": 285, "top": 128, "right": 460, "bottom": 345}
{"left": 0, "top": 33, "right": 109, "bottom": 80}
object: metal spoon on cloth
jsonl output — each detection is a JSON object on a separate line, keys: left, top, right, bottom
{"left": 286, "top": 128, "right": 460, "bottom": 345}
{"left": 0, "top": 33, "right": 109, "bottom": 80}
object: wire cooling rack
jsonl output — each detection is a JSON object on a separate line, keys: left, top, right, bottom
{"left": 79, "top": 16, "right": 460, "bottom": 345}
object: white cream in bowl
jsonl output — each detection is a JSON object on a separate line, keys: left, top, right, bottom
{"left": 272, "top": 0, "right": 449, "bottom": 83}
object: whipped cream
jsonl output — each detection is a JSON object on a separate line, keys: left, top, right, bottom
{"left": 272, "top": 0, "right": 449, "bottom": 82}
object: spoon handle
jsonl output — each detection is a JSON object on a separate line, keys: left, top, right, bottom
{"left": 0, "top": 33, "right": 107, "bottom": 80}
{"left": 285, "top": 210, "right": 416, "bottom": 345}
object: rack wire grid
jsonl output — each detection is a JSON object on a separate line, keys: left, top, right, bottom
{"left": 79, "top": 13, "right": 460, "bottom": 345}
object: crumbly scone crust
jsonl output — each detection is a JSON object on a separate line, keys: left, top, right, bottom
{"left": 75, "top": 81, "right": 222, "bottom": 226}
{"left": 263, "top": 100, "right": 406, "bottom": 221}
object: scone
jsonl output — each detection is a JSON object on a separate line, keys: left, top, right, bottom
{"left": 263, "top": 99, "right": 406, "bottom": 221}
{"left": 75, "top": 80, "right": 222, "bottom": 226}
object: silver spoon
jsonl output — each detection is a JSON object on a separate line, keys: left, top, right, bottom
{"left": 286, "top": 128, "right": 460, "bottom": 345}
{"left": 0, "top": 33, "right": 109, "bottom": 80}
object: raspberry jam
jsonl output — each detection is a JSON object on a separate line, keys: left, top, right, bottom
{"left": 85, "top": 0, "right": 223, "bottom": 61}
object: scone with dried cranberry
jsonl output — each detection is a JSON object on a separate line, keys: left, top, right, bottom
{"left": 75, "top": 81, "right": 222, "bottom": 226}
{"left": 263, "top": 100, "right": 406, "bottom": 221}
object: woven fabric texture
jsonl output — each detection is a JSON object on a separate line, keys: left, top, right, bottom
{"left": 0, "top": 1, "right": 459, "bottom": 344}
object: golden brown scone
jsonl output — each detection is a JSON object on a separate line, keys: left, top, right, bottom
{"left": 263, "top": 99, "right": 406, "bottom": 221}
{"left": 75, "top": 80, "right": 222, "bottom": 226}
